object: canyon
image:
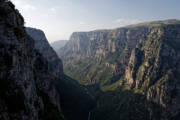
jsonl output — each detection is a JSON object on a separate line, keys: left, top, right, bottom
{"left": 0, "top": 1, "right": 94, "bottom": 120}
{"left": 0, "top": 0, "right": 180, "bottom": 120}
{"left": 58, "top": 19, "right": 180, "bottom": 120}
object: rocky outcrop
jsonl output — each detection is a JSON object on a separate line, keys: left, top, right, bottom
{"left": 0, "top": 1, "right": 95, "bottom": 120}
{"left": 123, "top": 25, "right": 180, "bottom": 119}
{"left": 58, "top": 19, "right": 180, "bottom": 120}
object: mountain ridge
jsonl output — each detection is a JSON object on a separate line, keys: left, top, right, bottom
{"left": 58, "top": 19, "right": 180, "bottom": 120}
{"left": 50, "top": 40, "right": 68, "bottom": 51}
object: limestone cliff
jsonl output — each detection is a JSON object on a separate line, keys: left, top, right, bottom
{"left": 26, "top": 28, "right": 63, "bottom": 78}
{"left": 58, "top": 19, "right": 180, "bottom": 120}
{"left": 0, "top": 0, "right": 63, "bottom": 119}
{"left": 0, "top": 1, "right": 95, "bottom": 120}
{"left": 26, "top": 27, "right": 95, "bottom": 120}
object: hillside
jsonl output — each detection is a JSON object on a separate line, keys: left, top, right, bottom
{"left": 58, "top": 19, "right": 180, "bottom": 120}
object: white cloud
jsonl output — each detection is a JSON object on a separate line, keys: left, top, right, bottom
{"left": 113, "top": 18, "right": 140, "bottom": 25}
{"left": 12, "top": 0, "right": 36, "bottom": 11}
{"left": 49, "top": 8, "right": 56, "bottom": 13}
{"left": 79, "top": 21, "right": 86, "bottom": 25}
{"left": 22, "top": 4, "right": 36, "bottom": 11}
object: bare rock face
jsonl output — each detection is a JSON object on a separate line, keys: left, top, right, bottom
{"left": 26, "top": 28, "right": 63, "bottom": 78}
{"left": 0, "top": 0, "right": 64, "bottom": 120}
{"left": 0, "top": 1, "right": 95, "bottom": 120}
{"left": 124, "top": 25, "right": 180, "bottom": 119}
{"left": 125, "top": 48, "right": 145, "bottom": 88}
{"left": 58, "top": 19, "right": 180, "bottom": 119}
{"left": 26, "top": 27, "right": 95, "bottom": 120}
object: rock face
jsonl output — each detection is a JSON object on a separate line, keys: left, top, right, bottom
{"left": 26, "top": 27, "right": 95, "bottom": 120}
{"left": 0, "top": 1, "right": 94, "bottom": 120}
{"left": 26, "top": 28, "right": 63, "bottom": 78}
{"left": 50, "top": 40, "right": 68, "bottom": 51}
{"left": 0, "top": 1, "right": 64, "bottom": 119}
{"left": 58, "top": 19, "right": 180, "bottom": 120}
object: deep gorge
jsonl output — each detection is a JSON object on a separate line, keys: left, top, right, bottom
{"left": 57, "top": 20, "right": 180, "bottom": 120}
{"left": 0, "top": 0, "right": 180, "bottom": 120}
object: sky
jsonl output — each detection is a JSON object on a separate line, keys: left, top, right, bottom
{"left": 12, "top": 0, "right": 180, "bottom": 43}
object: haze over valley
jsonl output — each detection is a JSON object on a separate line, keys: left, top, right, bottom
{"left": 0, "top": 0, "right": 180, "bottom": 120}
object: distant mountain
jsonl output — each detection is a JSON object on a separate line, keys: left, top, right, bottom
{"left": 50, "top": 40, "right": 68, "bottom": 51}
{"left": 58, "top": 19, "right": 180, "bottom": 120}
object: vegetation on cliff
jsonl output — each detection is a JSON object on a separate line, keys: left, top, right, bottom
{"left": 58, "top": 19, "right": 180, "bottom": 120}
